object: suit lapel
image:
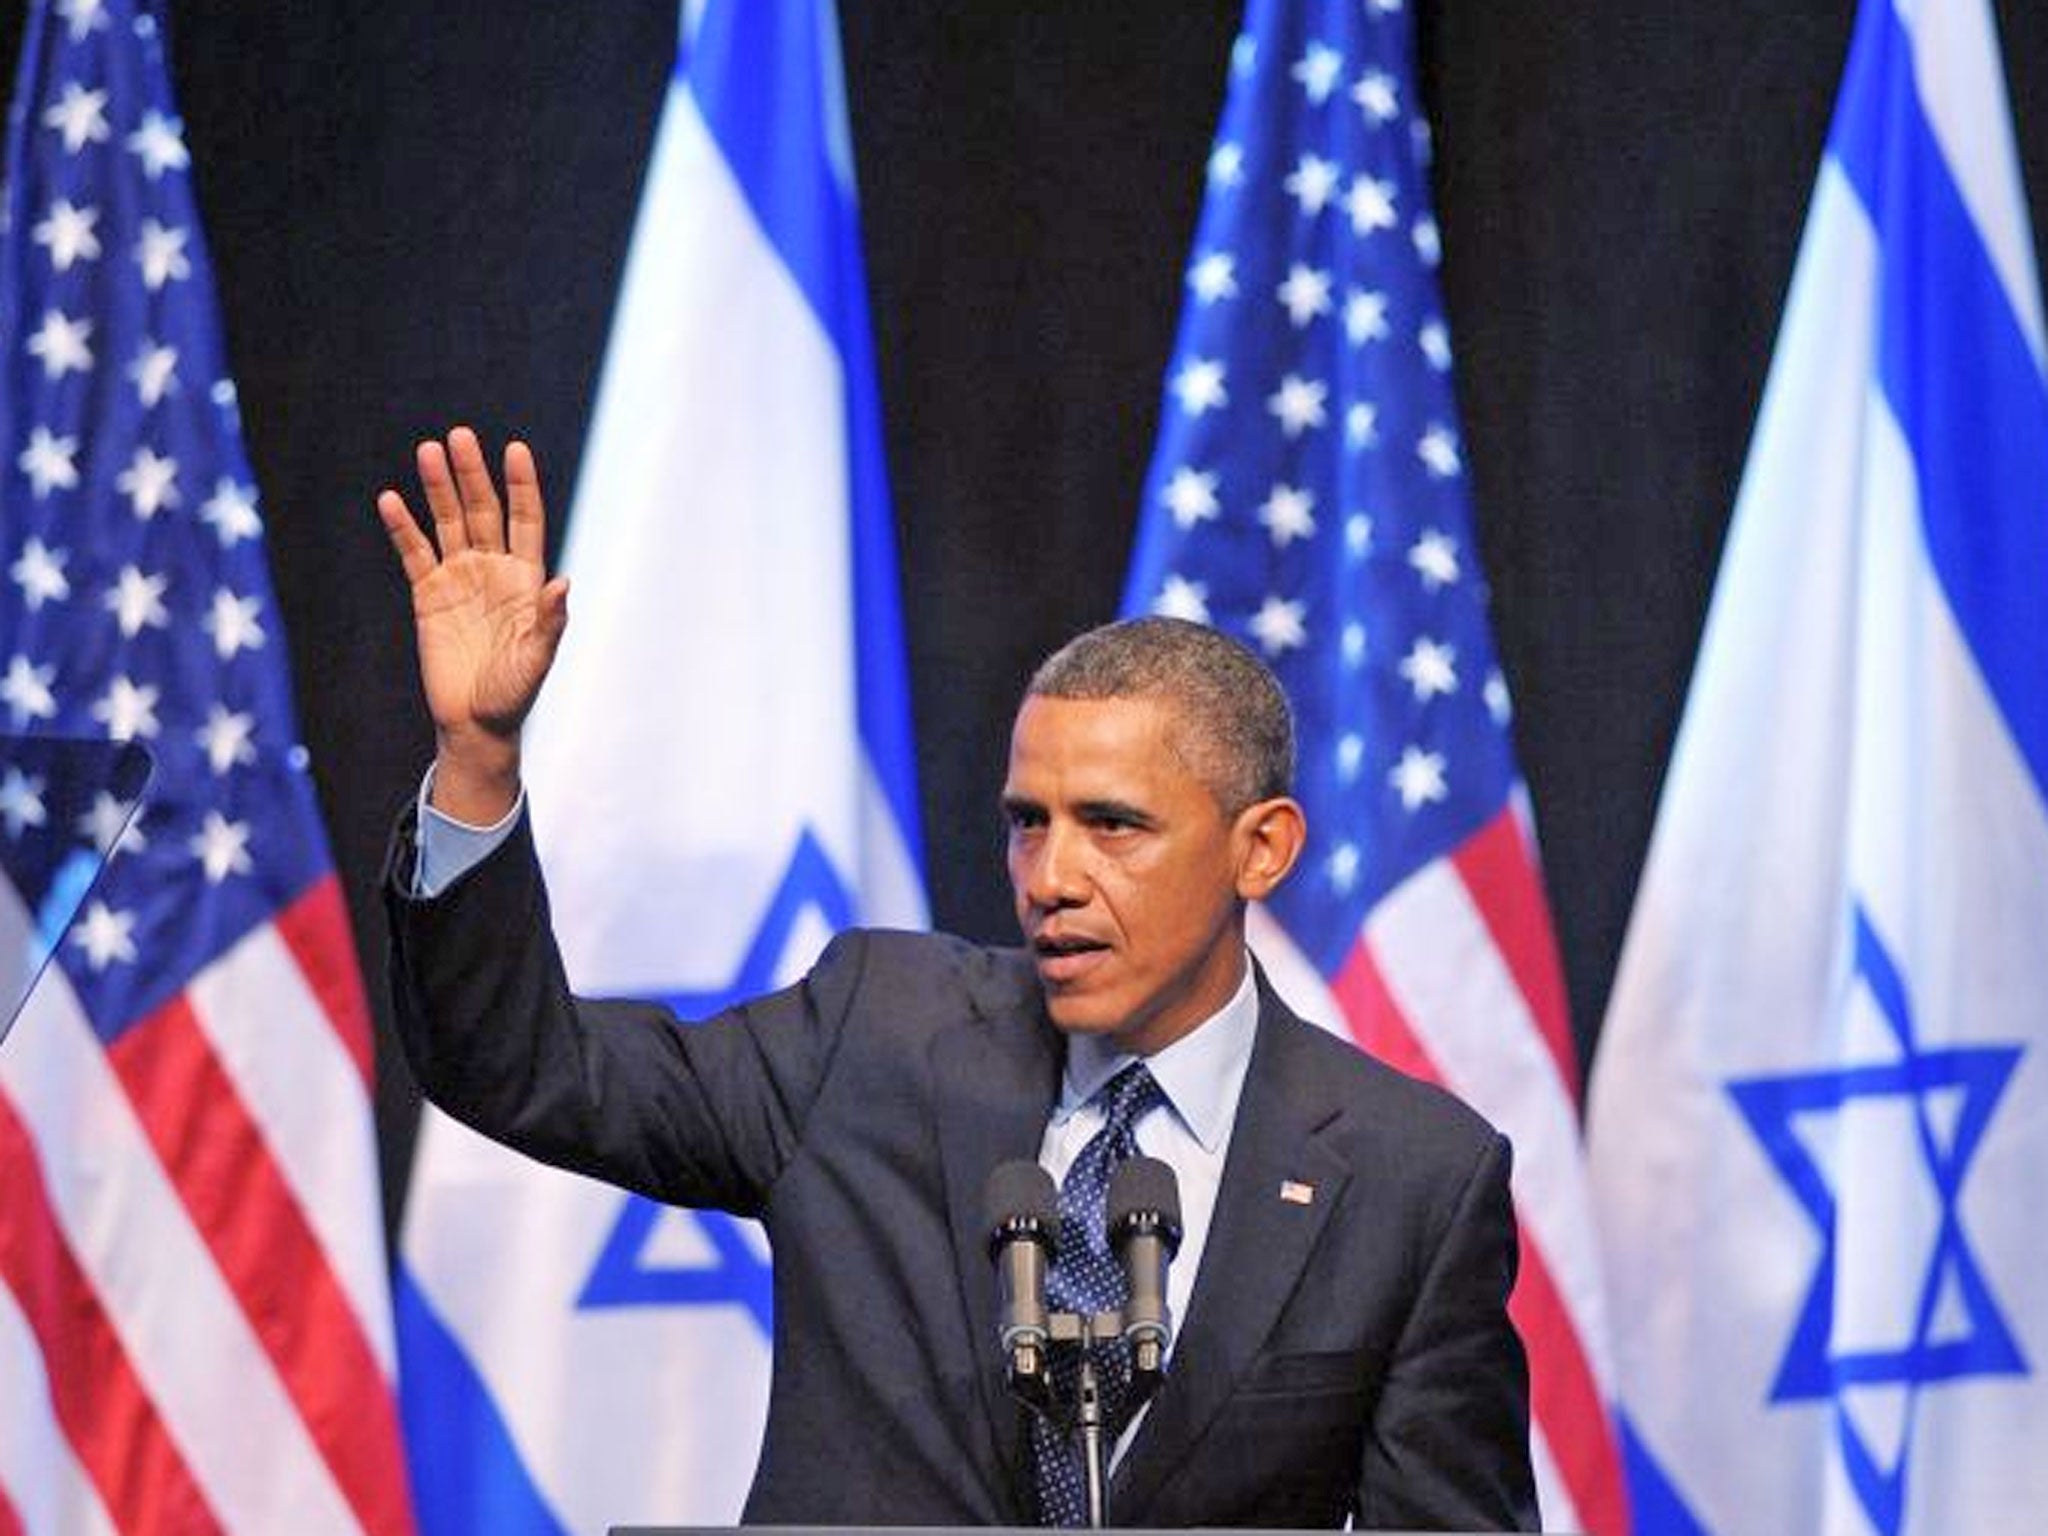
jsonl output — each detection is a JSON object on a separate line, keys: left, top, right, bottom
{"left": 931, "top": 953, "right": 1063, "bottom": 1518}
{"left": 1110, "top": 979, "right": 1351, "bottom": 1520}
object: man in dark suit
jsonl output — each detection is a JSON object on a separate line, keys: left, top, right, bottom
{"left": 377, "top": 428, "right": 1537, "bottom": 1530}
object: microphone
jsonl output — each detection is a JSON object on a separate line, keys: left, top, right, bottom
{"left": 984, "top": 1159, "right": 1059, "bottom": 1407}
{"left": 1107, "top": 1156, "right": 1182, "bottom": 1383}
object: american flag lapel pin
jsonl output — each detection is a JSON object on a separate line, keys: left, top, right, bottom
{"left": 1279, "top": 1179, "right": 1315, "bottom": 1206}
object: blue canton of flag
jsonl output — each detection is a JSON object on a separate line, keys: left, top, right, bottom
{"left": 0, "top": 2, "right": 415, "bottom": 1532}
{"left": 395, "top": 4, "right": 928, "bottom": 1534}
{"left": 1123, "top": 3, "right": 1625, "bottom": 1530}
{"left": 1589, "top": 0, "right": 2048, "bottom": 1531}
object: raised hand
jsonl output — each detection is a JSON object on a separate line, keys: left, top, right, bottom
{"left": 377, "top": 426, "right": 569, "bottom": 823}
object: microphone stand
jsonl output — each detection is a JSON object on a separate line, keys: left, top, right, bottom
{"left": 1041, "top": 1304, "right": 1157, "bottom": 1529}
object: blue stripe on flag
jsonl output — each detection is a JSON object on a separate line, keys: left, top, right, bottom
{"left": 689, "top": 0, "right": 849, "bottom": 357}
{"left": 687, "top": 0, "right": 924, "bottom": 862}
{"left": 1829, "top": 0, "right": 2048, "bottom": 805}
{"left": 396, "top": 1268, "right": 570, "bottom": 1536}
{"left": 1617, "top": 1414, "right": 1713, "bottom": 1536}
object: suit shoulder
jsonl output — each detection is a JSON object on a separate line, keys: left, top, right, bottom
{"left": 811, "top": 927, "right": 1040, "bottom": 1015}
{"left": 1277, "top": 1005, "right": 1506, "bottom": 1157}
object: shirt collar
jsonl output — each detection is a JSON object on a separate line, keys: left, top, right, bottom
{"left": 1055, "top": 958, "right": 1261, "bottom": 1155}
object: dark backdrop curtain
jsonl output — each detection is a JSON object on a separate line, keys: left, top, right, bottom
{"left": 3, "top": 1, "right": 2044, "bottom": 1234}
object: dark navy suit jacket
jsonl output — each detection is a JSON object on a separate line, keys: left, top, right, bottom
{"left": 385, "top": 810, "right": 1537, "bottom": 1530}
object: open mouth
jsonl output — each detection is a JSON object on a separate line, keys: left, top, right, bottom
{"left": 1032, "top": 933, "right": 1109, "bottom": 983}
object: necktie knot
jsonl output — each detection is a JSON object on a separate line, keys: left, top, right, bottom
{"left": 1093, "top": 1062, "right": 1163, "bottom": 1148}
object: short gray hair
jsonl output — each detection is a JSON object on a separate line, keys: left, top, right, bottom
{"left": 1024, "top": 617, "right": 1295, "bottom": 813}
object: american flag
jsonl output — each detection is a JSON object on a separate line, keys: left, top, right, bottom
{"left": 0, "top": 2, "right": 415, "bottom": 1532}
{"left": 1122, "top": 3, "right": 1627, "bottom": 1531}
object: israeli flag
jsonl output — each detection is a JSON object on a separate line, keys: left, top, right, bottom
{"left": 1587, "top": 0, "right": 2048, "bottom": 1532}
{"left": 396, "top": 4, "right": 927, "bottom": 1531}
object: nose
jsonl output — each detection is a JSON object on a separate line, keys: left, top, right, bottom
{"left": 1015, "top": 821, "right": 1088, "bottom": 911}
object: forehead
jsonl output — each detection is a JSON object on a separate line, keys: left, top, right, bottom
{"left": 1004, "top": 694, "right": 1201, "bottom": 799}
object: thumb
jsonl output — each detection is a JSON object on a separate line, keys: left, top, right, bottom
{"left": 533, "top": 576, "right": 570, "bottom": 656}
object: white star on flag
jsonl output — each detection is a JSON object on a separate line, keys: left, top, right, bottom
{"left": 135, "top": 219, "right": 192, "bottom": 290}
{"left": 10, "top": 536, "right": 71, "bottom": 609}
{"left": 0, "top": 768, "right": 50, "bottom": 839}
{"left": 1388, "top": 744, "right": 1449, "bottom": 810}
{"left": 1, "top": 655, "right": 59, "bottom": 726}
{"left": 1187, "top": 251, "right": 1238, "bottom": 304}
{"left": 69, "top": 900, "right": 139, "bottom": 971}
{"left": 91, "top": 674, "right": 163, "bottom": 741}
{"left": 1284, "top": 153, "right": 1341, "bottom": 216}
{"left": 1341, "top": 620, "right": 1367, "bottom": 666}
{"left": 1345, "top": 401, "right": 1379, "bottom": 447}
{"left": 189, "top": 811, "right": 254, "bottom": 884}
{"left": 1345, "top": 174, "right": 1398, "bottom": 236}
{"left": 1268, "top": 373, "right": 1328, "bottom": 437}
{"left": 1398, "top": 636, "right": 1459, "bottom": 700}
{"left": 1352, "top": 71, "right": 1399, "bottom": 124}
{"left": 1343, "top": 288, "right": 1390, "bottom": 345}
{"left": 56, "top": 0, "right": 109, "bottom": 40}
{"left": 1412, "top": 215, "right": 1442, "bottom": 266}
{"left": 1161, "top": 466, "right": 1220, "bottom": 529}
{"left": 129, "top": 340, "right": 179, "bottom": 406}
{"left": 78, "top": 790, "right": 145, "bottom": 856}
{"left": 1207, "top": 141, "right": 1246, "bottom": 190}
{"left": 105, "top": 564, "right": 172, "bottom": 637}
{"left": 203, "top": 587, "right": 266, "bottom": 658}
{"left": 125, "top": 109, "right": 190, "bottom": 179}
{"left": 1259, "top": 483, "right": 1318, "bottom": 546}
{"left": 1408, "top": 528, "right": 1460, "bottom": 588}
{"left": 42, "top": 82, "right": 110, "bottom": 152}
{"left": 27, "top": 309, "right": 94, "bottom": 378}
{"left": 1326, "top": 841, "right": 1362, "bottom": 894}
{"left": 1172, "top": 357, "right": 1229, "bottom": 416}
{"left": 1416, "top": 423, "right": 1462, "bottom": 479}
{"left": 1419, "top": 319, "right": 1452, "bottom": 371}
{"left": 17, "top": 425, "right": 81, "bottom": 497}
{"left": 1277, "top": 263, "right": 1334, "bottom": 327}
{"left": 32, "top": 198, "right": 101, "bottom": 269}
{"left": 1248, "top": 594, "right": 1309, "bottom": 655}
{"left": 115, "top": 444, "right": 180, "bottom": 516}
{"left": 200, "top": 478, "right": 263, "bottom": 545}
{"left": 197, "top": 704, "right": 259, "bottom": 774}
{"left": 1154, "top": 574, "right": 1210, "bottom": 623}
{"left": 1292, "top": 43, "right": 1344, "bottom": 103}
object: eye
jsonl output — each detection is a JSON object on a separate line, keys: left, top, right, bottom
{"left": 1003, "top": 803, "right": 1045, "bottom": 834}
{"left": 1086, "top": 809, "right": 1143, "bottom": 836}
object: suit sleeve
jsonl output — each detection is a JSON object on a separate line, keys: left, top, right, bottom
{"left": 383, "top": 803, "right": 864, "bottom": 1216}
{"left": 1355, "top": 1130, "right": 1540, "bottom": 1533}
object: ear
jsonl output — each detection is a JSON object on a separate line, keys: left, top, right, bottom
{"left": 1230, "top": 796, "right": 1306, "bottom": 901}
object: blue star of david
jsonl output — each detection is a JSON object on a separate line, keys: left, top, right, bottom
{"left": 1726, "top": 904, "right": 2026, "bottom": 1535}
{"left": 577, "top": 828, "right": 857, "bottom": 1339}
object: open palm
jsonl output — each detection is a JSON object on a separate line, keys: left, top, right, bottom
{"left": 377, "top": 429, "right": 569, "bottom": 797}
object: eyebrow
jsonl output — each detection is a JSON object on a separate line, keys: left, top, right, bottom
{"left": 1075, "top": 797, "right": 1158, "bottom": 828}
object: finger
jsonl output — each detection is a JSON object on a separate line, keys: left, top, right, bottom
{"left": 375, "top": 489, "right": 442, "bottom": 587}
{"left": 533, "top": 576, "right": 570, "bottom": 651}
{"left": 416, "top": 437, "right": 469, "bottom": 555}
{"left": 504, "top": 440, "right": 548, "bottom": 567}
{"left": 446, "top": 425, "right": 506, "bottom": 553}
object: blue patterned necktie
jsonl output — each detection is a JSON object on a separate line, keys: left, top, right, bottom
{"left": 1032, "top": 1062, "right": 1167, "bottom": 1526}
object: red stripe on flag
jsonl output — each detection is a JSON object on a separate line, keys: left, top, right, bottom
{"left": 1328, "top": 934, "right": 1438, "bottom": 1082}
{"left": 0, "top": 1474, "right": 27, "bottom": 1536}
{"left": 1509, "top": 1225, "right": 1631, "bottom": 1536}
{"left": 1328, "top": 939, "right": 1627, "bottom": 1536}
{"left": 0, "top": 1093, "right": 223, "bottom": 1535}
{"left": 111, "top": 997, "right": 417, "bottom": 1536}
{"left": 273, "top": 875, "right": 376, "bottom": 1088}
{"left": 1449, "top": 808, "right": 1580, "bottom": 1102}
